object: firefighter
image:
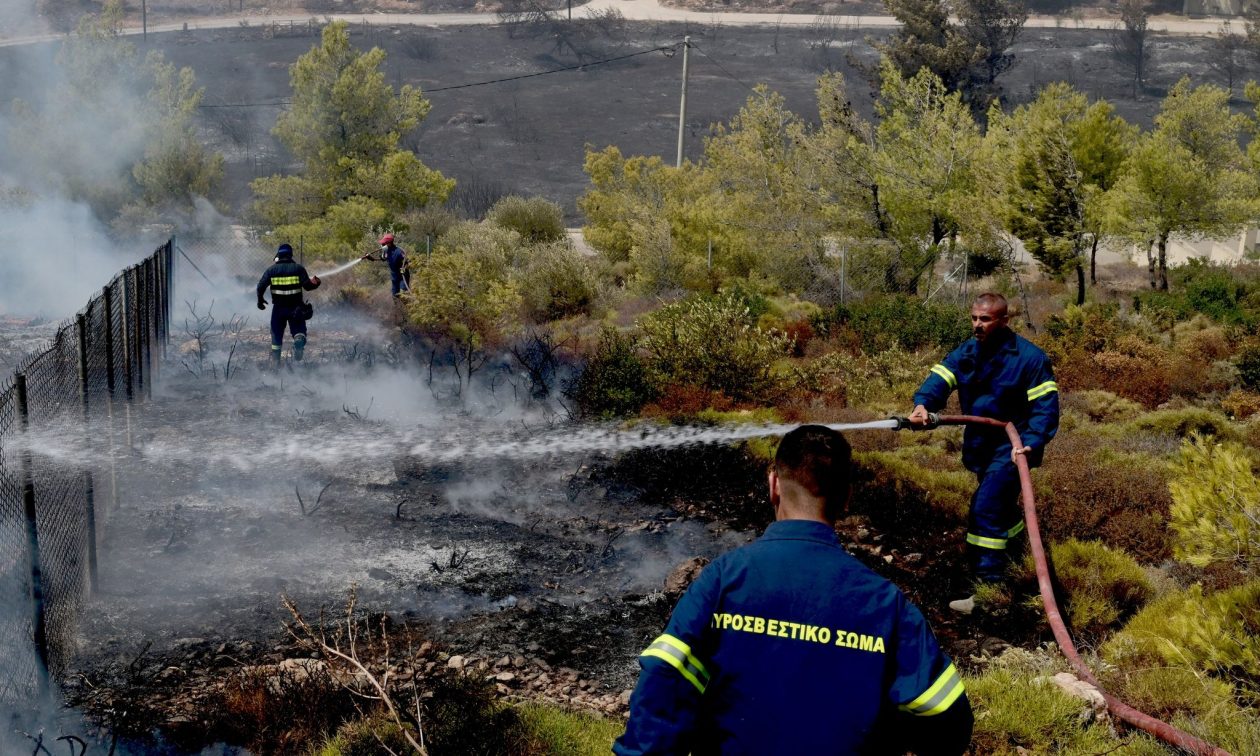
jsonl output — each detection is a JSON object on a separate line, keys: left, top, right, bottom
{"left": 908, "top": 292, "right": 1059, "bottom": 614}
{"left": 256, "top": 243, "right": 320, "bottom": 365}
{"left": 615, "top": 425, "right": 973, "bottom": 755}
{"left": 362, "top": 233, "right": 410, "bottom": 297}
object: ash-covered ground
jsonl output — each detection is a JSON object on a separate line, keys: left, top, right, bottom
{"left": 1, "top": 299, "right": 1018, "bottom": 753}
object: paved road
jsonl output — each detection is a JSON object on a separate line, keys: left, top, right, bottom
{"left": 0, "top": 0, "right": 1233, "bottom": 47}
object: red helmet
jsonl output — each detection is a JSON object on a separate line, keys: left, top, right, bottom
{"left": 378, "top": 233, "right": 395, "bottom": 245}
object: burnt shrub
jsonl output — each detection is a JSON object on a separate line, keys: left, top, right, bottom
{"left": 1222, "top": 389, "right": 1260, "bottom": 420}
{"left": 568, "top": 327, "right": 656, "bottom": 418}
{"left": 487, "top": 195, "right": 565, "bottom": 244}
{"left": 818, "top": 294, "right": 970, "bottom": 353}
{"left": 215, "top": 662, "right": 358, "bottom": 753}
{"left": 641, "top": 383, "right": 735, "bottom": 423}
{"left": 1055, "top": 335, "right": 1173, "bottom": 408}
{"left": 1035, "top": 433, "right": 1171, "bottom": 563}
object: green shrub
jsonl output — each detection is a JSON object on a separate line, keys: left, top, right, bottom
{"left": 512, "top": 703, "right": 623, "bottom": 755}
{"left": 1102, "top": 581, "right": 1260, "bottom": 702}
{"left": 518, "top": 241, "right": 603, "bottom": 321}
{"left": 825, "top": 344, "right": 939, "bottom": 413}
{"left": 822, "top": 294, "right": 970, "bottom": 352}
{"left": 967, "top": 667, "right": 1161, "bottom": 755}
{"left": 1236, "top": 344, "right": 1260, "bottom": 391}
{"left": 570, "top": 327, "right": 656, "bottom": 418}
{"left": 639, "top": 292, "right": 792, "bottom": 403}
{"left": 1169, "top": 437, "right": 1260, "bottom": 573}
{"left": 1019, "top": 539, "right": 1153, "bottom": 645}
{"left": 1123, "top": 407, "right": 1240, "bottom": 443}
{"left": 311, "top": 715, "right": 415, "bottom": 756}
{"left": 487, "top": 195, "right": 566, "bottom": 243}
{"left": 1062, "top": 390, "right": 1144, "bottom": 423}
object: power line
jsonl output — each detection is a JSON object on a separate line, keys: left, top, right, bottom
{"left": 689, "top": 42, "right": 759, "bottom": 96}
{"left": 425, "top": 42, "right": 680, "bottom": 92}
{"left": 198, "top": 41, "right": 681, "bottom": 108}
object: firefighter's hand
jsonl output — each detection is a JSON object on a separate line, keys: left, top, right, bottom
{"left": 310, "top": 275, "right": 321, "bottom": 287}
{"left": 1012, "top": 445, "right": 1033, "bottom": 463}
{"left": 908, "top": 405, "right": 931, "bottom": 426}
{"left": 257, "top": 300, "right": 266, "bottom": 311}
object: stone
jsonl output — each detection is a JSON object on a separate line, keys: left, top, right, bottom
{"left": 495, "top": 672, "right": 516, "bottom": 683}
{"left": 447, "top": 655, "right": 467, "bottom": 670}
{"left": 664, "top": 557, "right": 711, "bottom": 596}
{"left": 619, "top": 689, "right": 633, "bottom": 705}
{"left": 1045, "top": 672, "right": 1108, "bottom": 721}
{"left": 497, "top": 655, "right": 511, "bottom": 668}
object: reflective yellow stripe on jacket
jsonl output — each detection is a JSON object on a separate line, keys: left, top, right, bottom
{"left": 1027, "top": 380, "right": 1058, "bottom": 401}
{"left": 966, "top": 520, "right": 1026, "bottom": 550}
{"left": 899, "top": 663, "right": 965, "bottom": 716}
{"left": 641, "top": 633, "right": 710, "bottom": 694}
{"left": 929, "top": 364, "right": 957, "bottom": 390}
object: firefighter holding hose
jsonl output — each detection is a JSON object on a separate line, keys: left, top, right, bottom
{"left": 362, "top": 233, "right": 410, "bottom": 297}
{"left": 257, "top": 243, "right": 320, "bottom": 366}
{"left": 616, "top": 425, "right": 973, "bottom": 755}
{"left": 908, "top": 292, "right": 1059, "bottom": 614}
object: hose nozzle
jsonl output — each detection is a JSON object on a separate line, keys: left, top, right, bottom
{"left": 890, "top": 413, "right": 940, "bottom": 430}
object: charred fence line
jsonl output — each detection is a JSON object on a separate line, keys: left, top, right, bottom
{"left": 0, "top": 241, "right": 173, "bottom": 705}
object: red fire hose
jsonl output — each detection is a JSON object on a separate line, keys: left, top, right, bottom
{"left": 927, "top": 414, "right": 1232, "bottom": 756}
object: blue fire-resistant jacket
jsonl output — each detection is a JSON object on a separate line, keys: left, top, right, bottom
{"left": 382, "top": 246, "right": 407, "bottom": 281}
{"left": 256, "top": 260, "right": 319, "bottom": 308}
{"left": 615, "top": 520, "right": 969, "bottom": 755}
{"left": 911, "top": 328, "right": 1059, "bottom": 472}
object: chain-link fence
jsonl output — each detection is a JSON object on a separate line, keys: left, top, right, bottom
{"left": 0, "top": 241, "right": 172, "bottom": 705}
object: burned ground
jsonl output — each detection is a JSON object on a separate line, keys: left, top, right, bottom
{"left": 0, "top": 20, "right": 1243, "bottom": 225}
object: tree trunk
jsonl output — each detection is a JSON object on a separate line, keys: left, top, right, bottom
{"left": 1146, "top": 240, "right": 1157, "bottom": 289}
{"left": 1090, "top": 235, "right": 1099, "bottom": 285}
{"left": 1157, "top": 233, "right": 1169, "bottom": 291}
{"left": 1075, "top": 262, "right": 1086, "bottom": 306}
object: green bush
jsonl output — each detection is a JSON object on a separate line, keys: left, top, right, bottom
{"left": 1102, "top": 581, "right": 1260, "bottom": 703}
{"left": 1020, "top": 539, "right": 1153, "bottom": 644}
{"left": 488, "top": 195, "right": 566, "bottom": 244}
{"left": 311, "top": 715, "right": 415, "bottom": 756}
{"left": 512, "top": 703, "right": 623, "bottom": 754}
{"left": 570, "top": 327, "right": 657, "bottom": 418}
{"left": 1123, "top": 407, "right": 1240, "bottom": 443}
{"left": 821, "top": 294, "right": 970, "bottom": 352}
{"left": 967, "top": 667, "right": 1163, "bottom": 755}
{"left": 639, "top": 292, "right": 792, "bottom": 403}
{"left": 1062, "top": 390, "right": 1144, "bottom": 423}
{"left": 518, "top": 241, "right": 603, "bottom": 321}
{"left": 1236, "top": 344, "right": 1260, "bottom": 391}
{"left": 1169, "top": 436, "right": 1260, "bottom": 573}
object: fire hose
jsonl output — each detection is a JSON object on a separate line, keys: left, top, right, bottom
{"left": 892, "top": 413, "right": 1232, "bottom": 756}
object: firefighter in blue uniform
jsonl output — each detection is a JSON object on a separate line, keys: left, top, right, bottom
{"left": 257, "top": 243, "right": 320, "bottom": 365}
{"left": 362, "top": 233, "right": 410, "bottom": 297}
{"left": 616, "top": 425, "right": 973, "bottom": 755}
{"left": 908, "top": 292, "right": 1059, "bottom": 613}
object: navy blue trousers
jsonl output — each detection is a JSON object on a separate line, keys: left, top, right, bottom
{"left": 967, "top": 455, "right": 1026, "bottom": 583}
{"left": 270, "top": 305, "right": 307, "bottom": 356}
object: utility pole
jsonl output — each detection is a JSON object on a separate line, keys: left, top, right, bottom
{"left": 142, "top": 0, "right": 148, "bottom": 42}
{"left": 675, "top": 36, "right": 691, "bottom": 168}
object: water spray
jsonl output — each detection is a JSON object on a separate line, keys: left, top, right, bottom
{"left": 313, "top": 257, "right": 366, "bottom": 279}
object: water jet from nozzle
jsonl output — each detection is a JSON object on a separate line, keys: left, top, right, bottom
{"left": 314, "top": 257, "right": 365, "bottom": 279}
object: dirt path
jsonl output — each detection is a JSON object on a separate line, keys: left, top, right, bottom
{"left": 0, "top": 0, "right": 1232, "bottom": 47}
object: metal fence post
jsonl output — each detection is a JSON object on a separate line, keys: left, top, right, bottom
{"left": 130, "top": 266, "right": 144, "bottom": 401}
{"left": 75, "top": 314, "right": 99, "bottom": 594}
{"left": 147, "top": 257, "right": 159, "bottom": 385}
{"left": 15, "top": 373, "right": 50, "bottom": 689}
{"left": 102, "top": 285, "right": 120, "bottom": 513}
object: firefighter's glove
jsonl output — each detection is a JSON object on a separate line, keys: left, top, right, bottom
{"left": 310, "top": 275, "right": 321, "bottom": 286}
{"left": 257, "top": 300, "right": 266, "bottom": 310}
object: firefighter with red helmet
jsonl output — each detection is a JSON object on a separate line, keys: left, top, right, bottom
{"left": 362, "top": 233, "right": 410, "bottom": 297}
